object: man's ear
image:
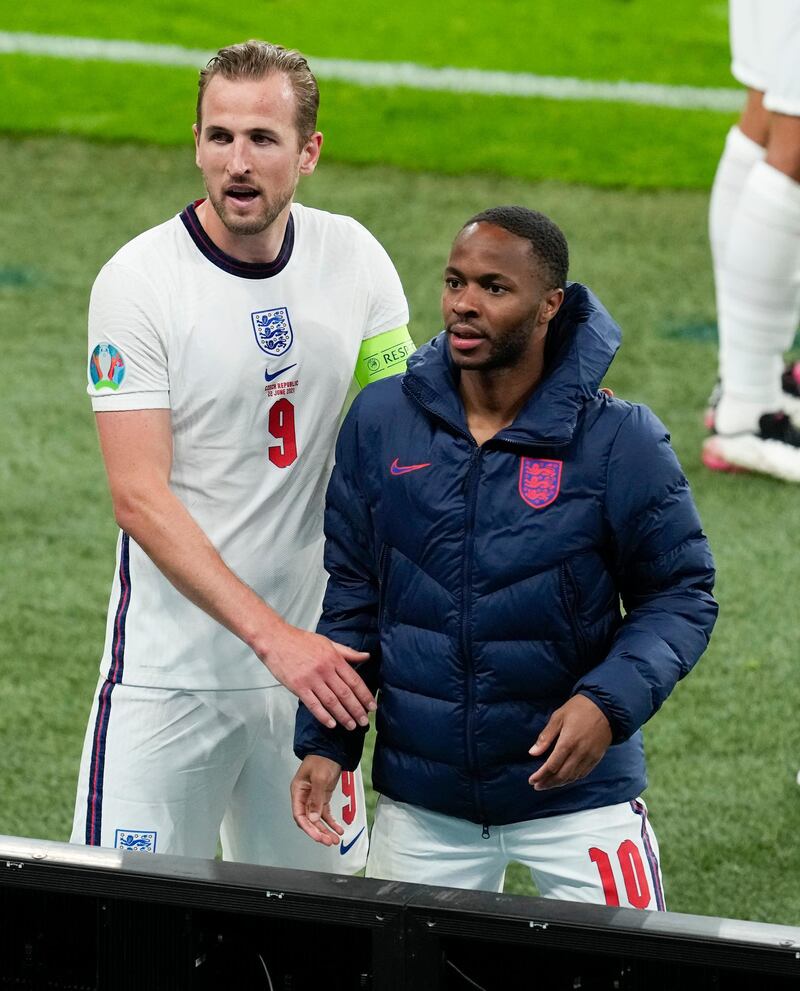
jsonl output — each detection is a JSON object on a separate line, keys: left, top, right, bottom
{"left": 192, "top": 122, "right": 201, "bottom": 168}
{"left": 298, "top": 132, "right": 323, "bottom": 176}
{"left": 541, "top": 286, "right": 565, "bottom": 324}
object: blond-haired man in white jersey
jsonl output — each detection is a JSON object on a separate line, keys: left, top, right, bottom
{"left": 71, "top": 41, "right": 413, "bottom": 869}
{"left": 704, "top": 0, "right": 800, "bottom": 480}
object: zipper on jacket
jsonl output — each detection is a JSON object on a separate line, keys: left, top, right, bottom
{"left": 482, "top": 823, "right": 491, "bottom": 839}
{"left": 400, "top": 382, "right": 491, "bottom": 822}
{"left": 491, "top": 434, "right": 571, "bottom": 453}
{"left": 560, "top": 561, "right": 589, "bottom": 663}
{"left": 377, "top": 543, "right": 390, "bottom": 626}
{"left": 461, "top": 444, "right": 488, "bottom": 826}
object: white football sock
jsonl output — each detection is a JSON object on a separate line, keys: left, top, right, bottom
{"left": 709, "top": 127, "right": 766, "bottom": 381}
{"left": 716, "top": 160, "right": 800, "bottom": 435}
{"left": 709, "top": 126, "right": 765, "bottom": 271}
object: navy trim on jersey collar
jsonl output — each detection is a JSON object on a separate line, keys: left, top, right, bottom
{"left": 180, "top": 200, "right": 294, "bottom": 279}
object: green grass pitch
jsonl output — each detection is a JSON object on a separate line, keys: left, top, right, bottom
{"left": 1, "top": 2, "right": 799, "bottom": 927}
{"left": 1, "top": 1, "right": 737, "bottom": 189}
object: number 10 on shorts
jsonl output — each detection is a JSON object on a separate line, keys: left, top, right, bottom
{"left": 589, "top": 842, "right": 653, "bottom": 909}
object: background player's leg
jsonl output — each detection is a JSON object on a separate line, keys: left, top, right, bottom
{"left": 714, "top": 156, "right": 800, "bottom": 426}
{"left": 709, "top": 94, "right": 767, "bottom": 278}
{"left": 709, "top": 116, "right": 766, "bottom": 381}
{"left": 704, "top": 6, "right": 800, "bottom": 478}
{"left": 365, "top": 796, "right": 506, "bottom": 892}
{"left": 708, "top": 1, "right": 769, "bottom": 400}
{"left": 508, "top": 800, "right": 666, "bottom": 910}
{"left": 220, "top": 685, "right": 369, "bottom": 872}
{"left": 71, "top": 678, "right": 254, "bottom": 857}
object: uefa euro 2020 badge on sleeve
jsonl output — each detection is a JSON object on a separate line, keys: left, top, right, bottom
{"left": 89, "top": 343, "right": 126, "bottom": 392}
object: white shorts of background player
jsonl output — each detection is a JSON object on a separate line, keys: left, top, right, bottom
{"left": 71, "top": 679, "right": 368, "bottom": 871}
{"left": 730, "top": 0, "right": 800, "bottom": 115}
{"left": 366, "top": 795, "right": 665, "bottom": 909}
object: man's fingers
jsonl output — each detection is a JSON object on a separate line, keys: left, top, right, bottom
{"left": 300, "top": 665, "right": 374, "bottom": 729}
{"left": 530, "top": 757, "right": 575, "bottom": 790}
{"left": 332, "top": 641, "right": 370, "bottom": 663}
{"left": 298, "top": 690, "right": 338, "bottom": 730}
{"left": 322, "top": 667, "right": 371, "bottom": 726}
{"left": 290, "top": 767, "right": 343, "bottom": 846}
{"left": 290, "top": 780, "right": 323, "bottom": 837}
{"left": 317, "top": 805, "right": 345, "bottom": 837}
{"left": 290, "top": 777, "right": 309, "bottom": 820}
{"left": 313, "top": 682, "right": 363, "bottom": 730}
{"left": 305, "top": 785, "right": 343, "bottom": 841}
{"left": 304, "top": 769, "right": 343, "bottom": 842}
{"left": 530, "top": 739, "right": 599, "bottom": 790}
{"left": 327, "top": 667, "right": 374, "bottom": 725}
{"left": 295, "top": 810, "right": 340, "bottom": 845}
{"left": 530, "top": 744, "right": 570, "bottom": 789}
{"left": 332, "top": 652, "right": 377, "bottom": 712}
{"left": 290, "top": 783, "right": 335, "bottom": 844}
{"left": 529, "top": 711, "right": 563, "bottom": 756}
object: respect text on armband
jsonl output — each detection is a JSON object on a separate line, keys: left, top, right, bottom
{"left": 365, "top": 342, "right": 413, "bottom": 377}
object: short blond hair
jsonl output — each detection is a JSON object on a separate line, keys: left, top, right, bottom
{"left": 197, "top": 40, "right": 319, "bottom": 144}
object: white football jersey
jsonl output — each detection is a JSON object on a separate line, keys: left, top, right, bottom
{"left": 87, "top": 201, "right": 409, "bottom": 690}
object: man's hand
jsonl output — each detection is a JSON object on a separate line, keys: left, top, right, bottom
{"left": 290, "top": 755, "right": 344, "bottom": 845}
{"left": 528, "top": 695, "right": 612, "bottom": 791}
{"left": 261, "top": 624, "right": 374, "bottom": 730}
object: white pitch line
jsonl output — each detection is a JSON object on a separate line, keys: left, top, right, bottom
{"left": 0, "top": 30, "right": 744, "bottom": 113}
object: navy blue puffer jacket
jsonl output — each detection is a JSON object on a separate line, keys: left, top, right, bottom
{"left": 295, "top": 284, "right": 717, "bottom": 826}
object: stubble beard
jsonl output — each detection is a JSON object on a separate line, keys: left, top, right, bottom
{"left": 207, "top": 183, "right": 295, "bottom": 238}
{"left": 484, "top": 328, "right": 528, "bottom": 371}
{"left": 451, "top": 320, "right": 536, "bottom": 373}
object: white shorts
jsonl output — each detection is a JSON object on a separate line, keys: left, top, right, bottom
{"left": 366, "top": 795, "right": 665, "bottom": 909}
{"left": 71, "top": 678, "right": 368, "bottom": 872}
{"left": 730, "top": 0, "right": 800, "bottom": 115}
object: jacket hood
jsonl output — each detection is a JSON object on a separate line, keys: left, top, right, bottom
{"left": 403, "top": 282, "right": 622, "bottom": 447}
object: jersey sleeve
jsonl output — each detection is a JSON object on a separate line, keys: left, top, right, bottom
{"left": 351, "top": 223, "right": 414, "bottom": 386}
{"left": 355, "top": 326, "right": 416, "bottom": 388}
{"left": 86, "top": 260, "right": 170, "bottom": 411}
{"left": 358, "top": 225, "right": 410, "bottom": 340}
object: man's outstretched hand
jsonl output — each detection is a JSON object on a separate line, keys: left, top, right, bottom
{"left": 528, "top": 694, "right": 612, "bottom": 791}
{"left": 262, "top": 624, "right": 374, "bottom": 730}
{"left": 291, "top": 755, "right": 344, "bottom": 845}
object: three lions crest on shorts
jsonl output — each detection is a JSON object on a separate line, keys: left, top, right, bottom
{"left": 519, "top": 458, "right": 563, "bottom": 509}
{"left": 252, "top": 307, "right": 294, "bottom": 357}
{"left": 115, "top": 829, "right": 157, "bottom": 853}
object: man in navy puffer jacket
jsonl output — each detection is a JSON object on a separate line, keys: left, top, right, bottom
{"left": 292, "top": 206, "right": 717, "bottom": 906}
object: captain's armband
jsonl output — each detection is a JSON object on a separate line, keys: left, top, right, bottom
{"left": 355, "top": 326, "right": 415, "bottom": 388}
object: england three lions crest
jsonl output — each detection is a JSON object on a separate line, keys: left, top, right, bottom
{"left": 519, "top": 458, "right": 563, "bottom": 509}
{"left": 114, "top": 829, "right": 157, "bottom": 853}
{"left": 252, "top": 307, "right": 294, "bottom": 357}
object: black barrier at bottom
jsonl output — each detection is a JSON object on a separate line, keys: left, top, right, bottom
{"left": 1, "top": 835, "right": 798, "bottom": 989}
